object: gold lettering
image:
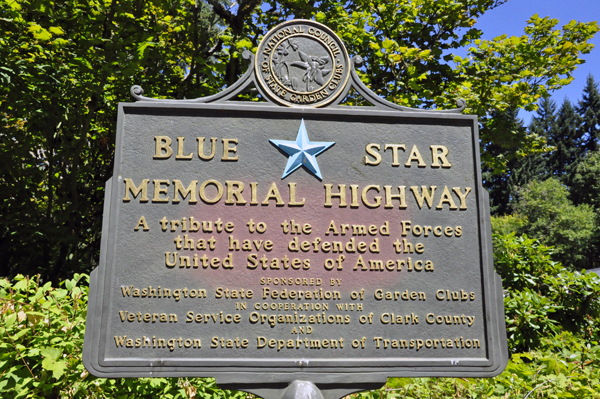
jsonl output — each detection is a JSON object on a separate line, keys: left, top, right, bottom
{"left": 361, "top": 185, "right": 381, "bottom": 208}
{"left": 221, "top": 139, "right": 239, "bottom": 161}
{"left": 197, "top": 137, "right": 217, "bottom": 160}
{"left": 324, "top": 184, "right": 347, "bottom": 207}
{"left": 123, "top": 178, "right": 149, "bottom": 202}
{"left": 154, "top": 136, "right": 172, "bottom": 159}
{"left": 384, "top": 186, "right": 407, "bottom": 208}
{"left": 152, "top": 179, "right": 170, "bottom": 203}
{"left": 199, "top": 180, "right": 223, "bottom": 204}
{"left": 288, "top": 183, "right": 305, "bottom": 206}
{"left": 405, "top": 145, "right": 426, "bottom": 167}
{"left": 453, "top": 187, "right": 472, "bottom": 209}
{"left": 436, "top": 186, "right": 458, "bottom": 210}
{"left": 176, "top": 137, "right": 193, "bottom": 159}
{"left": 172, "top": 180, "right": 198, "bottom": 203}
{"left": 262, "top": 182, "right": 285, "bottom": 205}
{"left": 226, "top": 181, "right": 247, "bottom": 205}
{"left": 134, "top": 216, "right": 149, "bottom": 231}
{"left": 384, "top": 144, "right": 406, "bottom": 166}
{"left": 365, "top": 143, "right": 381, "bottom": 165}
{"left": 410, "top": 186, "right": 437, "bottom": 209}
{"left": 430, "top": 145, "right": 451, "bottom": 168}
{"left": 250, "top": 182, "right": 258, "bottom": 205}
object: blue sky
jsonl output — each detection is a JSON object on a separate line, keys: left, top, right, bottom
{"left": 475, "top": 0, "right": 599, "bottom": 124}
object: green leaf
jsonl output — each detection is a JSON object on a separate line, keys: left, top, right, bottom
{"left": 28, "top": 24, "right": 52, "bottom": 41}
{"left": 7, "top": 0, "right": 21, "bottom": 10}
{"left": 12, "top": 328, "right": 31, "bottom": 341}
{"left": 41, "top": 347, "right": 62, "bottom": 360}
{"left": 382, "top": 39, "right": 395, "bottom": 50}
{"left": 41, "top": 347, "right": 67, "bottom": 379}
{"left": 235, "top": 38, "right": 253, "bottom": 49}
{"left": 220, "top": 35, "right": 232, "bottom": 44}
{"left": 137, "top": 39, "right": 156, "bottom": 58}
{"left": 48, "top": 26, "right": 64, "bottom": 36}
{"left": 13, "top": 279, "right": 28, "bottom": 291}
{"left": 5, "top": 313, "right": 17, "bottom": 327}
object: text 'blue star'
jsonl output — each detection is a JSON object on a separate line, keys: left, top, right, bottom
{"left": 270, "top": 120, "right": 335, "bottom": 180}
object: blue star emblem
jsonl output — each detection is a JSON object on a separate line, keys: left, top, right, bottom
{"left": 270, "top": 119, "right": 335, "bottom": 180}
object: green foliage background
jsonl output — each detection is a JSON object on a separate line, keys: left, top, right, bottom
{"left": 485, "top": 77, "right": 600, "bottom": 273}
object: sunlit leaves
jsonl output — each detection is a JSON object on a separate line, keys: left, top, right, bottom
{"left": 2, "top": 0, "right": 598, "bottom": 284}
{"left": 282, "top": 1, "right": 598, "bottom": 172}
{"left": 41, "top": 347, "right": 67, "bottom": 379}
{"left": 27, "top": 24, "right": 52, "bottom": 40}
{"left": 0, "top": 0, "right": 236, "bottom": 281}
{"left": 235, "top": 38, "right": 253, "bottom": 49}
{"left": 0, "top": 274, "right": 254, "bottom": 399}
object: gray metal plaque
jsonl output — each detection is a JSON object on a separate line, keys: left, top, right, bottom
{"left": 83, "top": 19, "right": 507, "bottom": 386}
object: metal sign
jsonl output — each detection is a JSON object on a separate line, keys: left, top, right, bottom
{"left": 83, "top": 19, "right": 507, "bottom": 396}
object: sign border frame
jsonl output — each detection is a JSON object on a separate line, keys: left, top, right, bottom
{"left": 83, "top": 101, "right": 508, "bottom": 380}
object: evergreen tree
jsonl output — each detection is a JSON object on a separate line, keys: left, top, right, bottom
{"left": 571, "top": 150, "right": 600, "bottom": 270}
{"left": 572, "top": 150, "right": 600, "bottom": 211}
{"left": 483, "top": 109, "right": 541, "bottom": 215}
{"left": 529, "top": 96, "right": 558, "bottom": 146}
{"left": 524, "top": 96, "right": 558, "bottom": 181}
{"left": 483, "top": 99, "right": 562, "bottom": 216}
{"left": 576, "top": 74, "right": 600, "bottom": 154}
{"left": 547, "top": 99, "right": 584, "bottom": 186}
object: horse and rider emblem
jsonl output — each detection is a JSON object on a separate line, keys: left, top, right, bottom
{"left": 255, "top": 20, "right": 350, "bottom": 107}
{"left": 273, "top": 38, "right": 332, "bottom": 93}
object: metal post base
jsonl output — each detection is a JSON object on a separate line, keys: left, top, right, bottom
{"left": 217, "top": 376, "right": 388, "bottom": 399}
{"left": 282, "top": 381, "right": 323, "bottom": 399}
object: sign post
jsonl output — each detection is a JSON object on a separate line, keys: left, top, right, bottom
{"left": 83, "top": 19, "right": 508, "bottom": 399}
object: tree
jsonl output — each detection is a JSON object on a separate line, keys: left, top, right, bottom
{"left": 513, "top": 178, "right": 596, "bottom": 270}
{"left": 571, "top": 150, "right": 600, "bottom": 210}
{"left": 258, "top": 2, "right": 597, "bottom": 173}
{"left": 570, "top": 151, "right": 600, "bottom": 269}
{"left": 576, "top": 74, "right": 600, "bottom": 154}
{"left": 529, "top": 96, "right": 558, "bottom": 153}
{"left": 1, "top": 0, "right": 597, "bottom": 281}
{"left": 547, "top": 99, "right": 584, "bottom": 186}
{"left": 0, "top": 0, "right": 243, "bottom": 281}
{"left": 522, "top": 96, "right": 558, "bottom": 180}
{"left": 483, "top": 99, "right": 562, "bottom": 215}
{"left": 483, "top": 109, "right": 539, "bottom": 215}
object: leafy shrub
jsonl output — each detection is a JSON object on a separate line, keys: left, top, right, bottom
{"left": 491, "top": 214, "right": 528, "bottom": 237}
{"left": 503, "top": 288, "right": 561, "bottom": 352}
{"left": 361, "top": 332, "right": 600, "bottom": 398}
{"left": 379, "top": 333, "right": 600, "bottom": 398}
{"left": 0, "top": 274, "right": 247, "bottom": 399}
{"left": 544, "top": 271, "right": 600, "bottom": 340}
{"left": 512, "top": 178, "right": 596, "bottom": 270}
{"left": 493, "top": 232, "right": 600, "bottom": 352}
{"left": 492, "top": 232, "right": 562, "bottom": 292}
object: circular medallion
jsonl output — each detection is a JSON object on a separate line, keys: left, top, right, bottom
{"left": 255, "top": 19, "right": 351, "bottom": 107}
